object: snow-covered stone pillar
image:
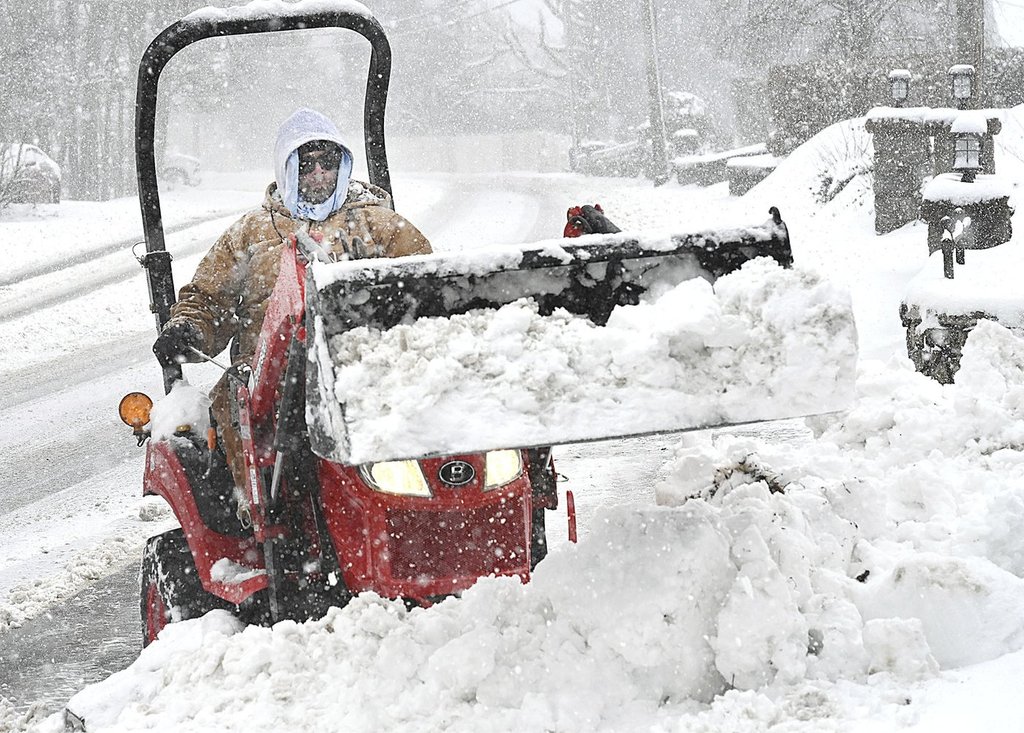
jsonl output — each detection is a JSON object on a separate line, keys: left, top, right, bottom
{"left": 920, "top": 173, "right": 1013, "bottom": 254}
{"left": 865, "top": 108, "right": 932, "bottom": 234}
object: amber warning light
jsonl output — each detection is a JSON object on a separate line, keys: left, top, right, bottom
{"left": 119, "top": 392, "right": 153, "bottom": 442}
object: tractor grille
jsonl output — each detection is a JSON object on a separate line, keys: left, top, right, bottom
{"left": 385, "top": 501, "right": 529, "bottom": 583}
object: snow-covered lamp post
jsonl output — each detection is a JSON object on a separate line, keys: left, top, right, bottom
{"left": 920, "top": 111, "right": 1013, "bottom": 257}
{"left": 953, "top": 132, "right": 982, "bottom": 183}
{"left": 949, "top": 65, "right": 975, "bottom": 110}
{"left": 930, "top": 94, "right": 999, "bottom": 179}
{"left": 951, "top": 111, "right": 985, "bottom": 183}
{"left": 888, "top": 69, "right": 910, "bottom": 108}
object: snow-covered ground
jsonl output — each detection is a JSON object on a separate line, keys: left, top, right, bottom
{"left": 5, "top": 106, "right": 1024, "bottom": 730}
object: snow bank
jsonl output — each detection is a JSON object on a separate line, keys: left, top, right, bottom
{"left": 660, "top": 322, "right": 1024, "bottom": 679}
{"left": 740, "top": 117, "right": 875, "bottom": 236}
{"left": 64, "top": 506, "right": 739, "bottom": 732}
{"left": 311, "top": 258, "right": 858, "bottom": 463}
{"left": 49, "top": 322, "right": 1024, "bottom": 732}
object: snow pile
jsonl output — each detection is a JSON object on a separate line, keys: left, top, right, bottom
{"left": 654, "top": 322, "right": 1024, "bottom": 680}
{"left": 64, "top": 508, "right": 737, "bottom": 732}
{"left": 903, "top": 245, "right": 1024, "bottom": 326}
{"left": 43, "top": 322, "right": 1024, "bottom": 732}
{"left": 741, "top": 117, "right": 874, "bottom": 228}
{"left": 313, "top": 258, "right": 857, "bottom": 463}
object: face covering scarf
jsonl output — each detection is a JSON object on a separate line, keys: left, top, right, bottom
{"left": 283, "top": 146, "right": 353, "bottom": 222}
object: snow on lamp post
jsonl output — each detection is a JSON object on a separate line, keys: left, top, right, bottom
{"left": 949, "top": 65, "right": 975, "bottom": 110}
{"left": 951, "top": 111, "right": 984, "bottom": 183}
{"left": 953, "top": 133, "right": 981, "bottom": 182}
{"left": 888, "top": 69, "right": 910, "bottom": 107}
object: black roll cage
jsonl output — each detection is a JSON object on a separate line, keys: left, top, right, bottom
{"left": 134, "top": 3, "right": 393, "bottom": 391}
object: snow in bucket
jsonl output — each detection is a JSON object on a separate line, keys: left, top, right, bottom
{"left": 309, "top": 257, "right": 858, "bottom": 463}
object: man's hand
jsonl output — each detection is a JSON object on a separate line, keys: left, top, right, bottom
{"left": 153, "top": 321, "right": 202, "bottom": 367}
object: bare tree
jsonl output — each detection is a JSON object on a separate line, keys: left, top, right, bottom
{"left": 732, "top": 0, "right": 954, "bottom": 66}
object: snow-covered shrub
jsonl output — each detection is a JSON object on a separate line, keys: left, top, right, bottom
{"left": 812, "top": 129, "right": 874, "bottom": 206}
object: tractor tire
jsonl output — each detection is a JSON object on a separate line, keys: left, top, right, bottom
{"left": 526, "top": 448, "right": 557, "bottom": 572}
{"left": 530, "top": 506, "right": 548, "bottom": 571}
{"left": 140, "top": 528, "right": 232, "bottom": 646}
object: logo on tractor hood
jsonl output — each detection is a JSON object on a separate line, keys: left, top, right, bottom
{"left": 438, "top": 460, "right": 475, "bottom": 487}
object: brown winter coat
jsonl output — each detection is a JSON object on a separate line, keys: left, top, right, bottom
{"left": 167, "top": 179, "right": 431, "bottom": 364}
{"left": 167, "top": 180, "right": 431, "bottom": 490}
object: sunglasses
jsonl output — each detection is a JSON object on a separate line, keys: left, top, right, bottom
{"left": 298, "top": 147, "right": 344, "bottom": 174}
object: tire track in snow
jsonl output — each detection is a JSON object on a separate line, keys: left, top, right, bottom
{"left": 0, "top": 214, "right": 244, "bottom": 322}
{"left": 0, "top": 208, "right": 250, "bottom": 288}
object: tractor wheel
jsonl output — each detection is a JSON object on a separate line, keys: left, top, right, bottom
{"left": 140, "top": 528, "right": 232, "bottom": 646}
{"left": 530, "top": 506, "right": 548, "bottom": 571}
{"left": 526, "top": 448, "right": 556, "bottom": 572}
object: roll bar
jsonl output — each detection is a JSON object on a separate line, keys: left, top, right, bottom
{"left": 134, "top": 1, "right": 392, "bottom": 391}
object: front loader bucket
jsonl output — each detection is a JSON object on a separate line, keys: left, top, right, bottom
{"left": 306, "top": 210, "right": 858, "bottom": 464}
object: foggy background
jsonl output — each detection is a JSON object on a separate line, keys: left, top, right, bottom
{"left": 0, "top": 0, "right": 976, "bottom": 200}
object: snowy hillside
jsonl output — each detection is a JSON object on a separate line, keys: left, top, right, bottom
{"left": 7, "top": 105, "right": 1024, "bottom": 731}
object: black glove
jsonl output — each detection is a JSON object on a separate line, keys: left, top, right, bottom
{"left": 153, "top": 321, "right": 202, "bottom": 368}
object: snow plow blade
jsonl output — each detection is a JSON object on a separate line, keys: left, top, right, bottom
{"left": 307, "top": 209, "right": 858, "bottom": 464}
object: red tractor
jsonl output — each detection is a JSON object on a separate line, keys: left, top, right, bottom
{"left": 119, "top": 5, "right": 571, "bottom": 643}
{"left": 120, "top": 2, "right": 800, "bottom": 643}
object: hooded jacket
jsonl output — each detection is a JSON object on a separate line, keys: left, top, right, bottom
{"left": 168, "top": 179, "right": 431, "bottom": 366}
{"left": 166, "top": 109, "right": 431, "bottom": 366}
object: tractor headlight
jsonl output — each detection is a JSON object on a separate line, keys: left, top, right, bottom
{"left": 484, "top": 450, "right": 523, "bottom": 490}
{"left": 359, "top": 461, "right": 431, "bottom": 497}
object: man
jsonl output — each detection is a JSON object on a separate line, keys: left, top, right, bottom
{"left": 153, "top": 108, "right": 431, "bottom": 492}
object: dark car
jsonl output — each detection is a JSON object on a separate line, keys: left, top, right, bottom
{"left": 1, "top": 144, "right": 62, "bottom": 204}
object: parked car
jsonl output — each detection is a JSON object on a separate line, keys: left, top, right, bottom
{"left": 1, "top": 144, "right": 61, "bottom": 204}
{"left": 160, "top": 151, "right": 202, "bottom": 188}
